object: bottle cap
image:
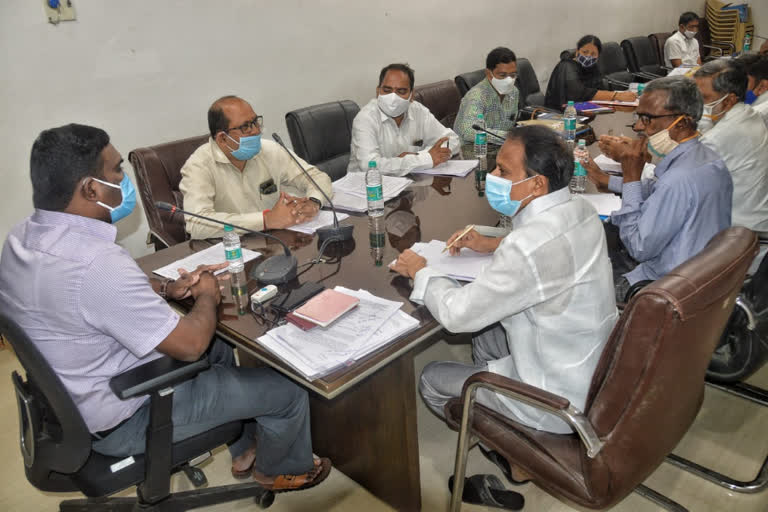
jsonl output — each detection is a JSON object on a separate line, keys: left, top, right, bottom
{"left": 578, "top": 139, "right": 586, "bottom": 146}
{"left": 567, "top": 100, "right": 574, "bottom": 106}
{"left": 477, "top": 113, "right": 484, "bottom": 119}
{"left": 368, "top": 160, "right": 377, "bottom": 168}
{"left": 224, "top": 225, "right": 233, "bottom": 232}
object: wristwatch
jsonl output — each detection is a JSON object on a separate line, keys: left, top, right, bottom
{"left": 308, "top": 197, "right": 322, "bottom": 207}
{"left": 158, "top": 279, "right": 171, "bottom": 300}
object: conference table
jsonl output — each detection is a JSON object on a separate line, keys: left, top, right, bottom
{"left": 136, "top": 111, "right": 632, "bottom": 511}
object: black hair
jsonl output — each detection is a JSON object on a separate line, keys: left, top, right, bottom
{"left": 679, "top": 12, "right": 699, "bottom": 27}
{"left": 208, "top": 95, "right": 239, "bottom": 137}
{"left": 506, "top": 125, "right": 573, "bottom": 192}
{"left": 740, "top": 54, "right": 768, "bottom": 82}
{"left": 577, "top": 35, "right": 602, "bottom": 54}
{"left": 30, "top": 124, "right": 110, "bottom": 211}
{"left": 486, "top": 47, "right": 517, "bottom": 70}
{"left": 378, "top": 63, "right": 415, "bottom": 91}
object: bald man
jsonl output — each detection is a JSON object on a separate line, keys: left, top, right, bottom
{"left": 180, "top": 96, "right": 332, "bottom": 239}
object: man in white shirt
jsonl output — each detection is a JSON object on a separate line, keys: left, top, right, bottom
{"left": 741, "top": 54, "right": 768, "bottom": 129}
{"left": 664, "top": 12, "right": 702, "bottom": 69}
{"left": 348, "top": 63, "right": 460, "bottom": 176}
{"left": 391, "top": 125, "right": 618, "bottom": 435}
{"left": 695, "top": 60, "right": 768, "bottom": 233}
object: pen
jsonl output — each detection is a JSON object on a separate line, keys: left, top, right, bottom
{"left": 443, "top": 224, "right": 475, "bottom": 253}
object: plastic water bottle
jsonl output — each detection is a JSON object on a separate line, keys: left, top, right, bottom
{"left": 743, "top": 33, "right": 752, "bottom": 54}
{"left": 563, "top": 101, "right": 577, "bottom": 148}
{"left": 223, "top": 225, "right": 248, "bottom": 315}
{"left": 474, "top": 114, "right": 487, "bottom": 158}
{"left": 574, "top": 139, "right": 589, "bottom": 167}
{"left": 366, "top": 160, "right": 384, "bottom": 217}
{"left": 569, "top": 160, "right": 587, "bottom": 194}
{"left": 368, "top": 216, "right": 386, "bottom": 267}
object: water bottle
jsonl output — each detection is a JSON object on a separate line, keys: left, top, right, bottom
{"left": 223, "top": 225, "right": 248, "bottom": 315}
{"left": 563, "top": 101, "right": 577, "bottom": 148}
{"left": 366, "top": 160, "right": 384, "bottom": 217}
{"left": 474, "top": 114, "right": 487, "bottom": 158}
{"left": 569, "top": 160, "right": 587, "bottom": 195}
{"left": 743, "top": 33, "right": 752, "bottom": 54}
{"left": 368, "top": 215, "right": 386, "bottom": 267}
{"left": 474, "top": 156, "right": 487, "bottom": 197}
{"left": 573, "top": 139, "right": 589, "bottom": 167}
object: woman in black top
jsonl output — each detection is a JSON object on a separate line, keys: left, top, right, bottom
{"left": 545, "top": 35, "right": 636, "bottom": 110}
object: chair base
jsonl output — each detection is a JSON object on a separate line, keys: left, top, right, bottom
{"left": 59, "top": 482, "right": 274, "bottom": 512}
{"left": 634, "top": 484, "right": 688, "bottom": 512}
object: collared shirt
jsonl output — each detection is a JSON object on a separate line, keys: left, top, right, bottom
{"left": 411, "top": 188, "right": 618, "bottom": 433}
{"left": 664, "top": 31, "right": 700, "bottom": 68}
{"left": 751, "top": 94, "right": 768, "bottom": 130}
{"left": 701, "top": 102, "right": 768, "bottom": 232}
{"left": 347, "top": 98, "right": 460, "bottom": 177}
{"left": 610, "top": 138, "right": 733, "bottom": 284}
{"left": 0, "top": 210, "right": 178, "bottom": 433}
{"left": 453, "top": 78, "right": 519, "bottom": 143}
{"left": 179, "top": 138, "right": 333, "bottom": 239}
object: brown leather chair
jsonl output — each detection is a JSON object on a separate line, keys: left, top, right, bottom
{"left": 129, "top": 135, "right": 208, "bottom": 250}
{"left": 648, "top": 32, "right": 674, "bottom": 67}
{"left": 446, "top": 227, "right": 758, "bottom": 511}
{"left": 412, "top": 80, "right": 461, "bottom": 128}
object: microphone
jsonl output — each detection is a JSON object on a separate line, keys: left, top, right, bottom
{"left": 271, "top": 133, "right": 354, "bottom": 243}
{"left": 155, "top": 201, "right": 297, "bottom": 285}
{"left": 604, "top": 77, "right": 630, "bottom": 90}
{"left": 471, "top": 124, "right": 507, "bottom": 143}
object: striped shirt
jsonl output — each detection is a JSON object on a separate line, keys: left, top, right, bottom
{"left": 454, "top": 78, "right": 519, "bottom": 143}
{"left": 0, "top": 210, "right": 178, "bottom": 433}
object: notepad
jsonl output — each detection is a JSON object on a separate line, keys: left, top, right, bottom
{"left": 292, "top": 289, "right": 360, "bottom": 327}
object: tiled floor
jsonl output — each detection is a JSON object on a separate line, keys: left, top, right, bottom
{"left": 1, "top": 336, "right": 767, "bottom": 511}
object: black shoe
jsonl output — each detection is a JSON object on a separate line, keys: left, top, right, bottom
{"left": 479, "top": 445, "right": 530, "bottom": 486}
{"left": 448, "top": 474, "right": 524, "bottom": 510}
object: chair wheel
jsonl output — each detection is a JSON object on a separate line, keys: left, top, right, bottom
{"left": 255, "top": 489, "right": 275, "bottom": 508}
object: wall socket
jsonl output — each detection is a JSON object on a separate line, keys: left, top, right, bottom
{"left": 43, "top": 0, "right": 77, "bottom": 25}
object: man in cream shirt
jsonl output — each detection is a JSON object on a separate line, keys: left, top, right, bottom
{"left": 180, "top": 96, "right": 332, "bottom": 239}
{"left": 695, "top": 60, "right": 768, "bottom": 233}
{"left": 348, "top": 63, "right": 460, "bottom": 177}
{"left": 664, "top": 12, "right": 702, "bottom": 69}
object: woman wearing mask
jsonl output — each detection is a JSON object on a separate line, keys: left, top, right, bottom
{"left": 545, "top": 35, "right": 637, "bottom": 110}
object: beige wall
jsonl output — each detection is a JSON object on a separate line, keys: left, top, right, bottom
{"left": 0, "top": 0, "right": 746, "bottom": 257}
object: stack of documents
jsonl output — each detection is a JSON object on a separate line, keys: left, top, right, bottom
{"left": 392, "top": 240, "right": 493, "bottom": 282}
{"left": 332, "top": 173, "right": 413, "bottom": 212}
{"left": 287, "top": 210, "right": 350, "bottom": 235}
{"left": 411, "top": 159, "right": 478, "bottom": 177}
{"left": 153, "top": 242, "right": 261, "bottom": 280}
{"left": 256, "top": 287, "right": 419, "bottom": 380}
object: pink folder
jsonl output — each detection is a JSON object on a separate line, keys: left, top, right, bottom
{"left": 292, "top": 289, "right": 360, "bottom": 327}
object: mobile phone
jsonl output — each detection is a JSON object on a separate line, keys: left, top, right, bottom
{"left": 270, "top": 282, "right": 325, "bottom": 314}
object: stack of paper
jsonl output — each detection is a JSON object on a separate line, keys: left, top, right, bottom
{"left": 411, "top": 159, "right": 478, "bottom": 177}
{"left": 153, "top": 242, "right": 261, "bottom": 280}
{"left": 391, "top": 240, "right": 493, "bottom": 281}
{"left": 287, "top": 210, "right": 350, "bottom": 235}
{"left": 594, "top": 154, "right": 656, "bottom": 180}
{"left": 256, "top": 286, "right": 419, "bottom": 380}
{"left": 332, "top": 173, "right": 413, "bottom": 212}
{"left": 581, "top": 193, "right": 622, "bottom": 217}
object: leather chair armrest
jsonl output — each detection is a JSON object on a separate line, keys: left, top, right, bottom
{"left": 459, "top": 371, "right": 605, "bottom": 457}
{"left": 110, "top": 356, "right": 210, "bottom": 400}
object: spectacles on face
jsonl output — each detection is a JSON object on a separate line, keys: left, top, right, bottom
{"left": 225, "top": 115, "right": 264, "bottom": 135}
{"left": 632, "top": 112, "right": 682, "bottom": 126}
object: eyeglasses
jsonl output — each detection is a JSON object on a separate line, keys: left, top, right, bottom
{"left": 632, "top": 112, "right": 681, "bottom": 125}
{"left": 225, "top": 115, "right": 264, "bottom": 134}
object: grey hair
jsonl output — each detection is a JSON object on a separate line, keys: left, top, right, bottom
{"left": 694, "top": 59, "right": 748, "bottom": 101}
{"left": 643, "top": 76, "right": 703, "bottom": 123}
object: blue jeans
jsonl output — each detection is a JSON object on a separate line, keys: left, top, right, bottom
{"left": 92, "top": 340, "right": 313, "bottom": 476}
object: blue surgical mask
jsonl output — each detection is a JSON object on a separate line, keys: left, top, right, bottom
{"left": 745, "top": 90, "right": 758, "bottom": 105}
{"left": 485, "top": 173, "right": 534, "bottom": 217}
{"left": 577, "top": 54, "right": 598, "bottom": 69}
{"left": 225, "top": 133, "right": 262, "bottom": 160}
{"left": 92, "top": 174, "right": 137, "bottom": 223}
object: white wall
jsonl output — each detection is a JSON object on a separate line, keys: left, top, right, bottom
{"left": 0, "top": 0, "right": 745, "bottom": 257}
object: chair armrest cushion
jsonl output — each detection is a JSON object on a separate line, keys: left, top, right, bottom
{"left": 110, "top": 356, "right": 210, "bottom": 400}
{"left": 462, "top": 372, "right": 570, "bottom": 410}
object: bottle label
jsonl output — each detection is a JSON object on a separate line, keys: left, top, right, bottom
{"left": 366, "top": 185, "right": 383, "bottom": 202}
{"left": 225, "top": 248, "right": 242, "bottom": 261}
{"left": 475, "top": 132, "right": 487, "bottom": 145}
{"left": 574, "top": 162, "right": 587, "bottom": 176}
{"left": 369, "top": 232, "right": 386, "bottom": 248}
{"left": 564, "top": 118, "right": 576, "bottom": 131}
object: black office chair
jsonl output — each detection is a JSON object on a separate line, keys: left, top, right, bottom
{"left": 515, "top": 58, "right": 545, "bottom": 108}
{"left": 599, "top": 42, "right": 635, "bottom": 90}
{"left": 285, "top": 100, "right": 360, "bottom": 182}
{"left": 2, "top": 312, "right": 274, "bottom": 511}
{"left": 454, "top": 69, "right": 486, "bottom": 98}
{"left": 621, "top": 37, "right": 667, "bottom": 81}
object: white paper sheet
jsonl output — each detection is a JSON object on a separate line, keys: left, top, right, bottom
{"left": 594, "top": 154, "right": 656, "bottom": 180}
{"left": 580, "top": 193, "right": 623, "bottom": 217}
{"left": 152, "top": 242, "right": 261, "bottom": 280}
{"left": 286, "top": 210, "right": 350, "bottom": 234}
{"left": 411, "top": 159, "right": 478, "bottom": 177}
{"left": 391, "top": 240, "right": 493, "bottom": 282}
{"left": 332, "top": 173, "right": 413, "bottom": 212}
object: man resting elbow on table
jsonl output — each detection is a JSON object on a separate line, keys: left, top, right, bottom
{"left": 391, "top": 125, "right": 618, "bottom": 438}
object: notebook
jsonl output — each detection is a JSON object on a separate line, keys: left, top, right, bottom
{"left": 292, "top": 289, "right": 360, "bottom": 327}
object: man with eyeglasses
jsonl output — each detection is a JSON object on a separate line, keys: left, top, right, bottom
{"left": 453, "top": 47, "right": 520, "bottom": 143}
{"left": 585, "top": 76, "right": 732, "bottom": 302}
{"left": 347, "top": 63, "right": 460, "bottom": 176}
{"left": 180, "top": 95, "right": 332, "bottom": 239}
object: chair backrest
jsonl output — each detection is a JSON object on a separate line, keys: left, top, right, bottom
{"left": 598, "top": 42, "right": 629, "bottom": 75}
{"left": 515, "top": 58, "right": 544, "bottom": 108}
{"left": 1, "top": 313, "right": 91, "bottom": 492}
{"left": 621, "top": 36, "right": 661, "bottom": 73}
{"left": 129, "top": 135, "right": 209, "bottom": 248}
{"left": 581, "top": 227, "right": 757, "bottom": 507}
{"left": 285, "top": 100, "right": 359, "bottom": 182}
{"left": 648, "top": 32, "right": 673, "bottom": 64}
{"left": 454, "top": 69, "right": 486, "bottom": 98}
{"left": 412, "top": 80, "right": 461, "bottom": 128}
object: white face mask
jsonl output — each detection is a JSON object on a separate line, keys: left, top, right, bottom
{"left": 490, "top": 76, "right": 516, "bottom": 95}
{"left": 684, "top": 30, "right": 697, "bottom": 39}
{"left": 700, "top": 93, "right": 729, "bottom": 133}
{"left": 647, "top": 115, "right": 684, "bottom": 160}
{"left": 377, "top": 92, "right": 411, "bottom": 118}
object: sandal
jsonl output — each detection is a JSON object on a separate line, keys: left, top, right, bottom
{"left": 263, "top": 457, "right": 332, "bottom": 493}
{"left": 448, "top": 474, "right": 525, "bottom": 510}
{"left": 231, "top": 444, "right": 258, "bottom": 479}
{"left": 479, "top": 445, "right": 531, "bottom": 485}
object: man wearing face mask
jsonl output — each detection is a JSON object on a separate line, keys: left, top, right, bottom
{"left": 0, "top": 124, "right": 332, "bottom": 492}
{"left": 453, "top": 47, "right": 520, "bottom": 143}
{"left": 694, "top": 60, "right": 768, "bottom": 233}
{"left": 391, "top": 125, "right": 618, "bottom": 436}
{"left": 179, "top": 95, "right": 332, "bottom": 240}
{"left": 664, "top": 12, "right": 702, "bottom": 69}
{"left": 588, "top": 77, "right": 732, "bottom": 302}
{"left": 740, "top": 54, "right": 768, "bottom": 128}
{"left": 347, "top": 63, "right": 460, "bottom": 177}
